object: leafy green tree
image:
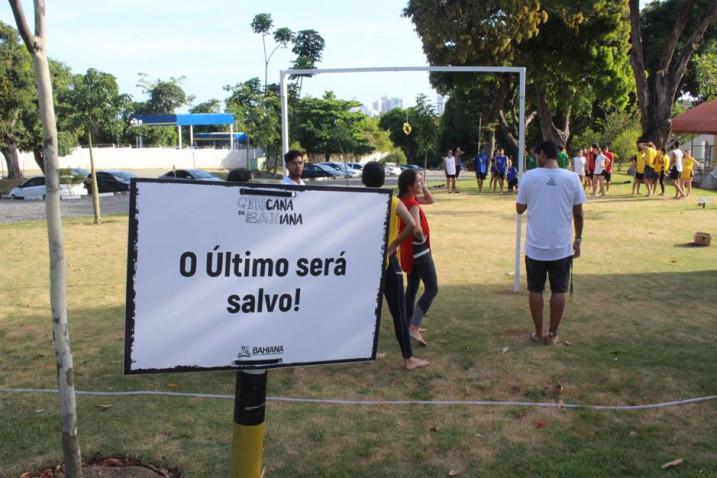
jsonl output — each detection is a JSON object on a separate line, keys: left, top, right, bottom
{"left": 0, "top": 21, "right": 34, "bottom": 178}
{"left": 290, "top": 29, "right": 325, "bottom": 98}
{"left": 251, "top": 13, "right": 294, "bottom": 93}
{"left": 628, "top": 0, "right": 717, "bottom": 145}
{"left": 135, "top": 73, "right": 194, "bottom": 114}
{"left": 224, "top": 77, "right": 282, "bottom": 171}
{"left": 405, "top": 0, "right": 633, "bottom": 147}
{"left": 379, "top": 108, "right": 417, "bottom": 162}
{"left": 292, "top": 92, "right": 374, "bottom": 160}
{"left": 378, "top": 96, "right": 440, "bottom": 167}
{"left": 61, "top": 68, "right": 129, "bottom": 223}
{"left": 693, "top": 40, "right": 717, "bottom": 100}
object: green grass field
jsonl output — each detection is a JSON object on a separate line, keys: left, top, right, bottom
{"left": 1, "top": 173, "right": 716, "bottom": 477}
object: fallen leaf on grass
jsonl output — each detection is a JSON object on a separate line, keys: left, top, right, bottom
{"left": 475, "top": 433, "right": 484, "bottom": 438}
{"left": 563, "top": 340, "right": 572, "bottom": 346}
{"left": 20, "top": 472, "right": 31, "bottom": 478}
{"left": 536, "top": 420, "right": 546, "bottom": 429}
{"left": 661, "top": 458, "right": 684, "bottom": 470}
{"left": 429, "top": 425, "right": 439, "bottom": 432}
{"left": 35, "top": 408, "right": 45, "bottom": 413}
{"left": 167, "top": 383, "right": 178, "bottom": 389}
{"left": 95, "top": 404, "right": 112, "bottom": 411}
{"left": 448, "top": 470, "right": 460, "bottom": 476}
{"left": 502, "top": 347, "right": 509, "bottom": 354}
{"left": 100, "top": 457, "right": 124, "bottom": 466}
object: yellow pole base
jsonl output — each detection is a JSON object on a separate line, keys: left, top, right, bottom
{"left": 231, "top": 422, "right": 266, "bottom": 478}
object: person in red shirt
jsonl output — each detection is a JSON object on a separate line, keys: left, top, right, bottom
{"left": 602, "top": 146, "right": 614, "bottom": 193}
{"left": 398, "top": 169, "right": 438, "bottom": 347}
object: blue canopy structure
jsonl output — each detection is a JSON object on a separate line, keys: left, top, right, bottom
{"left": 130, "top": 113, "right": 240, "bottom": 149}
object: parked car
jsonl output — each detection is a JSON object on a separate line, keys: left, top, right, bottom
{"left": 159, "top": 169, "right": 222, "bottom": 181}
{"left": 84, "top": 170, "right": 136, "bottom": 193}
{"left": 346, "top": 162, "right": 364, "bottom": 171}
{"left": 384, "top": 163, "right": 402, "bottom": 176}
{"left": 9, "top": 176, "right": 87, "bottom": 200}
{"left": 319, "top": 162, "right": 361, "bottom": 178}
{"left": 301, "top": 163, "right": 339, "bottom": 179}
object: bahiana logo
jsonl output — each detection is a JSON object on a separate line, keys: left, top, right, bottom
{"left": 237, "top": 196, "right": 303, "bottom": 226}
{"left": 237, "top": 346, "right": 251, "bottom": 359}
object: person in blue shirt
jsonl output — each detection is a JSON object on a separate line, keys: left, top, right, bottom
{"left": 507, "top": 163, "right": 518, "bottom": 192}
{"left": 474, "top": 148, "right": 489, "bottom": 192}
{"left": 495, "top": 148, "right": 508, "bottom": 193}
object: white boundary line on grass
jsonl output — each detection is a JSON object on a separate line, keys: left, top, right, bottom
{"left": 1, "top": 388, "right": 715, "bottom": 411}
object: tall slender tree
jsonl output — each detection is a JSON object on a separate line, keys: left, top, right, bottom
{"left": 8, "top": 1, "right": 82, "bottom": 476}
{"left": 251, "top": 13, "right": 293, "bottom": 93}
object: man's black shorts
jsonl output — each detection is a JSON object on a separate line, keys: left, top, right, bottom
{"left": 476, "top": 171, "right": 487, "bottom": 180}
{"left": 525, "top": 256, "right": 572, "bottom": 293}
{"left": 635, "top": 172, "right": 645, "bottom": 180}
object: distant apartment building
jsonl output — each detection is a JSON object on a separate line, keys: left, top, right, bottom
{"left": 436, "top": 95, "right": 446, "bottom": 115}
{"left": 380, "top": 96, "right": 403, "bottom": 113}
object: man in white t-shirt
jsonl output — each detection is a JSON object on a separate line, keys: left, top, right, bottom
{"left": 516, "top": 140, "right": 585, "bottom": 345}
{"left": 281, "top": 150, "right": 306, "bottom": 186}
{"left": 444, "top": 149, "right": 457, "bottom": 193}
{"left": 669, "top": 141, "right": 685, "bottom": 199}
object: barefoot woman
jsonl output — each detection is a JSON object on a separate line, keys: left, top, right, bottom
{"left": 398, "top": 169, "right": 439, "bottom": 346}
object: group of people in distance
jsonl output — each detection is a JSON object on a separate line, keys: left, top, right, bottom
{"left": 568, "top": 144, "right": 615, "bottom": 197}
{"left": 631, "top": 140, "right": 699, "bottom": 199}
{"left": 472, "top": 148, "right": 519, "bottom": 193}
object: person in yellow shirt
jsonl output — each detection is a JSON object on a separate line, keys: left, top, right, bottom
{"left": 681, "top": 150, "right": 698, "bottom": 198}
{"left": 632, "top": 143, "right": 648, "bottom": 195}
{"left": 645, "top": 143, "right": 658, "bottom": 195}
{"left": 653, "top": 147, "right": 667, "bottom": 196}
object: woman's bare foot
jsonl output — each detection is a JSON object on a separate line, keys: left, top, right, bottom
{"left": 409, "top": 326, "right": 428, "bottom": 346}
{"left": 404, "top": 357, "right": 429, "bottom": 370}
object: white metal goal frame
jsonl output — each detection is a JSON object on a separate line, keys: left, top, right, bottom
{"left": 280, "top": 66, "right": 526, "bottom": 293}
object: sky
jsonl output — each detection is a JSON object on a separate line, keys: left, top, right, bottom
{"left": 0, "top": 0, "right": 440, "bottom": 111}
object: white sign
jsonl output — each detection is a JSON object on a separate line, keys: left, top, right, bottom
{"left": 124, "top": 179, "right": 391, "bottom": 373}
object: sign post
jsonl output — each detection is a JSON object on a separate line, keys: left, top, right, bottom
{"left": 231, "top": 370, "right": 267, "bottom": 478}
{"left": 125, "top": 179, "right": 391, "bottom": 475}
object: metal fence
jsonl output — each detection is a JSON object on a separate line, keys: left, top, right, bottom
{"left": 689, "top": 142, "right": 713, "bottom": 170}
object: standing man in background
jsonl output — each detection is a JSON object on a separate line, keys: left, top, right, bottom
{"left": 281, "top": 150, "right": 306, "bottom": 186}
{"left": 516, "top": 140, "right": 585, "bottom": 345}
{"left": 557, "top": 145, "right": 569, "bottom": 169}
{"left": 444, "top": 149, "right": 457, "bottom": 193}
{"left": 474, "top": 148, "right": 489, "bottom": 192}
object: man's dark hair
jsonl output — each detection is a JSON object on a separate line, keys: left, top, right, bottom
{"left": 591, "top": 143, "right": 599, "bottom": 150}
{"left": 284, "top": 149, "right": 303, "bottom": 164}
{"left": 398, "top": 169, "right": 417, "bottom": 197}
{"left": 674, "top": 140, "right": 680, "bottom": 148}
{"left": 534, "top": 140, "right": 558, "bottom": 160}
{"left": 227, "top": 168, "right": 252, "bottom": 182}
{"left": 558, "top": 145, "right": 565, "bottom": 151}
{"left": 361, "top": 161, "right": 385, "bottom": 187}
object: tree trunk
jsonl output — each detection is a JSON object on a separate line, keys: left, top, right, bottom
{"left": 87, "top": 132, "right": 101, "bottom": 224}
{"left": 533, "top": 85, "right": 560, "bottom": 145}
{"left": 9, "top": 1, "right": 83, "bottom": 476}
{"left": 2, "top": 134, "right": 23, "bottom": 178}
{"left": 33, "top": 149, "right": 45, "bottom": 173}
{"left": 629, "top": 0, "right": 717, "bottom": 146}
